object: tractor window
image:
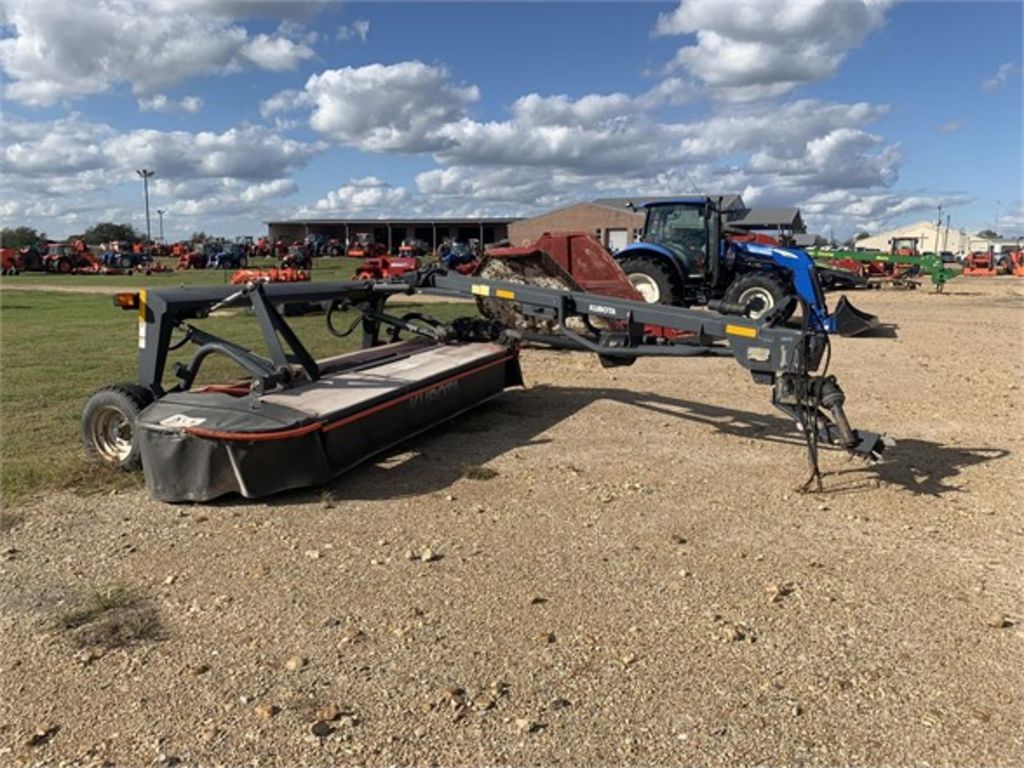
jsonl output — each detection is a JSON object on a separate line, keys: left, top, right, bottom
{"left": 644, "top": 205, "right": 707, "bottom": 262}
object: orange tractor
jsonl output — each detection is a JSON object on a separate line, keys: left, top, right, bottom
{"left": 1008, "top": 249, "right": 1024, "bottom": 277}
{"left": 961, "top": 250, "right": 998, "bottom": 277}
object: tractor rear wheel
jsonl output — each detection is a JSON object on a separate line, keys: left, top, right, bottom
{"left": 723, "top": 273, "right": 794, "bottom": 321}
{"left": 82, "top": 383, "right": 154, "bottom": 471}
{"left": 618, "top": 257, "right": 680, "bottom": 305}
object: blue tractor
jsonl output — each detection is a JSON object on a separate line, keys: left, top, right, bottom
{"left": 614, "top": 197, "right": 877, "bottom": 336}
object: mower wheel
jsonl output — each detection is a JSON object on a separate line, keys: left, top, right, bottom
{"left": 56, "top": 258, "right": 73, "bottom": 274}
{"left": 619, "top": 257, "right": 680, "bottom": 304}
{"left": 723, "top": 273, "right": 794, "bottom": 322}
{"left": 82, "top": 383, "right": 155, "bottom": 471}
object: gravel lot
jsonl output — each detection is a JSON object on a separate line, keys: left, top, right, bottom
{"left": 2, "top": 278, "right": 1022, "bottom": 766}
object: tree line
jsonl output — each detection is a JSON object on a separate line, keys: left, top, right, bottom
{"left": 0, "top": 223, "right": 213, "bottom": 249}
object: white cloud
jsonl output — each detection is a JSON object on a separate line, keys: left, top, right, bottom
{"left": 1, "top": 115, "right": 114, "bottom": 177}
{"left": 102, "top": 125, "right": 325, "bottom": 180}
{"left": 137, "top": 94, "right": 204, "bottom": 114}
{"left": 0, "top": 113, "right": 323, "bottom": 236}
{"left": 654, "top": 0, "right": 892, "bottom": 101}
{"left": 0, "top": 0, "right": 319, "bottom": 106}
{"left": 240, "top": 33, "right": 314, "bottom": 71}
{"left": 282, "top": 61, "right": 480, "bottom": 152}
{"left": 988, "top": 202, "right": 1024, "bottom": 236}
{"left": 259, "top": 89, "right": 311, "bottom": 118}
{"left": 337, "top": 19, "right": 370, "bottom": 41}
{"left": 800, "top": 190, "right": 973, "bottom": 235}
{"left": 746, "top": 127, "right": 901, "bottom": 189}
{"left": 302, "top": 177, "right": 410, "bottom": 215}
{"left": 981, "top": 62, "right": 1017, "bottom": 92}
{"left": 938, "top": 118, "right": 962, "bottom": 134}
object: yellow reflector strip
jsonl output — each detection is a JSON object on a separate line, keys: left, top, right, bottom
{"left": 495, "top": 289, "right": 515, "bottom": 300}
{"left": 725, "top": 324, "right": 757, "bottom": 339}
{"left": 138, "top": 289, "right": 146, "bottom": 319}
{"left": 471, "top": 285, "right": 490, "bottom": 297}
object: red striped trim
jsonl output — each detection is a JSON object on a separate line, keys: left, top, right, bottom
{"left": 186, "top": 420, "right": 322, "bottom": 442}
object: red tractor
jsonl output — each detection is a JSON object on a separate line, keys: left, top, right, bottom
{"left": 43, "top": 240, "right": 96, "bottom": 273}
{"left": 281, "top": 244, "right": 313, "bottom": 271}
{"left": 347, "top": 233, "right": 387, "bottom": 259}
{"left": 398, "top": 239, "right": 429, "bottom": 259}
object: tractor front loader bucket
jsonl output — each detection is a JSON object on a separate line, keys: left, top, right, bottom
{"left": 831, "top": 295, "right": 881, "bottom": 337}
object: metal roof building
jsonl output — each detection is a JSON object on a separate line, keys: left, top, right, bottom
{"left": 265, "top": 216, "right": 521, "bottom": 251}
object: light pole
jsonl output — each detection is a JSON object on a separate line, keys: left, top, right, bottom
{"left": 156, "top": 209, "right": 165, "bottom": 243}
{"left": 136, "top": 169, "right": 155, "bottom": 242}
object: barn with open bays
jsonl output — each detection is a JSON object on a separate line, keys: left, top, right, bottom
{"left": 265, "top": 217, "right": 520, "bottom": 250}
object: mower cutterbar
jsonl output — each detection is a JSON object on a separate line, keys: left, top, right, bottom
{"left": 85, "top": 270, "right": 891, "bottom": 502}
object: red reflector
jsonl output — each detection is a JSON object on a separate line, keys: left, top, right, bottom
{"left": 114, "top": 292, "right": 140, "bottom": 310}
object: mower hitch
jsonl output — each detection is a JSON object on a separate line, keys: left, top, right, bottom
{"left": 772, "top": 374, "right": 891, "bottom": 460}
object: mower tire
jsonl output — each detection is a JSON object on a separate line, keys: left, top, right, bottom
{"left": 56, "top": 258, "right": 73, "bottom": 274}
{"left": 618, "top": 257, "right": 680, "bottom": 305}
{"left": 723, "top": 273, "right": 795, "bottom": 322}
{"left": 82, "top": 383, "right": 155, "bottom": 471}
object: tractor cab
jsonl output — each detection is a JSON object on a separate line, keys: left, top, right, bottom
{"left": 639, "top": 200, "right": 712, "bottom": 277}
{"left": 890, "top": 237, "right": 920, "bottom": 257}
{"left": 616, "top": 198, "right": 726, "bottom": 303}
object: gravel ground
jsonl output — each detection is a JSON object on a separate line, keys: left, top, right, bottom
{"left": 2, "top": 277, "right": 1022, "bottom": 766}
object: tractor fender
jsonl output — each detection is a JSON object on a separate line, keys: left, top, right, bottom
{"left": 729, "top": 241, "right": 820, "bottom": 308}
{"left": 614, "top": 243, "right": 690, "bottom": 284}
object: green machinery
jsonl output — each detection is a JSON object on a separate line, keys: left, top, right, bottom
{"left": 808, "top": 243, "right": 958, "bottom": 292}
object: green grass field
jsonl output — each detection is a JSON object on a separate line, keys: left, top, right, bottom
{"left": 0, "top": 280, "right": 470, "bottom": 503}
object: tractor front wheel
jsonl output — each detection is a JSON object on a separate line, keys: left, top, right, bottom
{"left": 56, "top": 258, "right": 73, "bottom": 274}
{"left": 618, "top": 257, "right": 680, "bottom": 304}
{"left": 723, "top": 273, "right": 794, "bottom": 321}
{"left": 82, "top": 384, "right": 154, "bottom": 471}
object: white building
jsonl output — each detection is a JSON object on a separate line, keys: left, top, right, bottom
{"left": 857, "top": 221, "right": 1020, "bottom": 255}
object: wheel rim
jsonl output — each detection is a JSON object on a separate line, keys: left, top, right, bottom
{"left": 737, "top": 286, "right": 775, "bottom": 320}
{"left": 90, "top": 405, "right": 134, "bottom": 463}
{"left": 628, "top": 273, "right": 661, "bottom": 303}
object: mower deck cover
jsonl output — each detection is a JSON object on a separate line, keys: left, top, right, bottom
{"left": 136, "top": 339, "right": 522, "bottom": 502}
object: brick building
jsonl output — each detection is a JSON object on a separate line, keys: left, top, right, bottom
{"left": 508, "top": 195, "right": 751, "bottom": 252}
{"left": 508, "top": 201, "right": 644, "bottom": 252}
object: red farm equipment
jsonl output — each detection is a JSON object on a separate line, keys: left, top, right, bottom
{"left": 354, "top": 254, "right": 421, "bottom": 280}
{"left": 41, "top": 240, "right": 95, "bottom": 274}
{"left": 231, "top": 267, "right": 310, "bottom": 285}
{"left": 399, "top": 239, "right": 429, "bottom": 259}
{"left": 281, "top": 244, "right": 314, "bottom": 271}
{"left": 2, "top": 247, "right": 23, "bottom": 274}
{"left": 962, "top": 250, "right": 998, "bottom": 277}
{"left": 1010, "top": 250, "right": 1024, "bottom": 277}
{"left": 347, "top": 233, "right": 386, "bottom": 260}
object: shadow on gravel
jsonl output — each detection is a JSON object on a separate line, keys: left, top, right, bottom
{"left": 258, "top": 385, "right": 1010, "bottom": 505}
{"left": 828, "top": 439, "right": 1010, "bottom": 498}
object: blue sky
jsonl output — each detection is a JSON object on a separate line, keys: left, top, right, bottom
{"left": 1, "top": 0, "right": 1020, "bottom": 241}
